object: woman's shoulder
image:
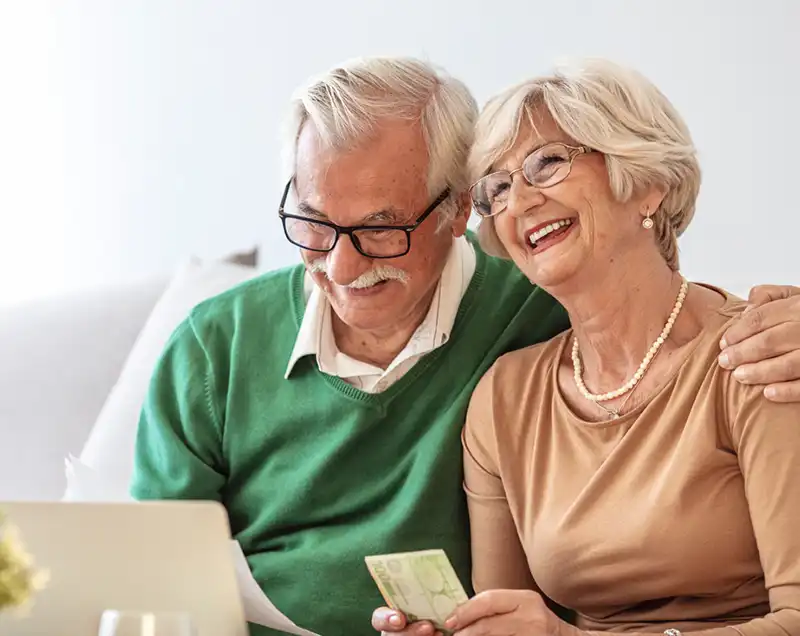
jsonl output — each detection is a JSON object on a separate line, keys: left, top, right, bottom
{"left": 465, "top": 329, "right": 570, "bottom": 465}
{"left": 675, "top": 283, "right": 747, "bottom": 357}
{"left": 470, "top": 330, "right": 569, "bottom": 405}
{"left": 492, "top": 329, "right": 572, "bottom": 379}
{"left": 468, "top": 331, "right": 570, "bottom": 431}
{"left": 673, "top": 283, "right": 786, "bottom": 434}
{"left": 687, "top": 282, "right": 747, "bottom": 323}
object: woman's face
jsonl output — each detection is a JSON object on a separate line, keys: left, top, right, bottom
{"left": 492, "top": 107, "right": 659, "bottom": 291}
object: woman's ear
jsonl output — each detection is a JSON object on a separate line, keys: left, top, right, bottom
{"left": 638, "top": 185, "right": 668, "bottom": 221}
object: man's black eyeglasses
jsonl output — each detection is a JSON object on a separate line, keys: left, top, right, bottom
{"left": 278, "top": 179, "right": 450, "bottom": 259}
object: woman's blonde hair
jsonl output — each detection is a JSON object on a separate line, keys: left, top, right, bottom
{"left": 468, "top": 58, "right": 701, "bottom": 270}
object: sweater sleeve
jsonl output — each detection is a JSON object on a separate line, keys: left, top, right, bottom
{"left": 130, "top": 314, "right": 227, "bottom": 502}
{"left": 462, "top": 365, "right": 538, "bottom": 594}
{"left": 586, "top": 381, "right": 800, "bottom": 636}
{"left": 719, "top": 381, "right": 800, "bottom": 636}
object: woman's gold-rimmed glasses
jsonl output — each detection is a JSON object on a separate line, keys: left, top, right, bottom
{"left": 470, "top": 143, "right": 594, "bottom": 218}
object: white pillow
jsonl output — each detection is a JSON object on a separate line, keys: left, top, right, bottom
{"left": 75, "top": 258, "right": 260, "bottom": 493}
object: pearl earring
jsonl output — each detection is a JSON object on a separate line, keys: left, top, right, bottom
{"left": 642, "top": 207, "right": 654, "bottom": 229}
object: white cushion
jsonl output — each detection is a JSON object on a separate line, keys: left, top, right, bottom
{"left": 76, "top": 258, "right": 260, "bottom": 493}
{"left": 0, "top": 277, "right": 166, "bottom": 501}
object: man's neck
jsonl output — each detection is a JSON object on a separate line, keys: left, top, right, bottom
{"left": 331, "top": 291, "right": 436, "bottom": 369}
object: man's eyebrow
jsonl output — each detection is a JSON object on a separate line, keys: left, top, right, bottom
{"left": 296, "top": 202, "right": 327, "bottom": 218}
{"left": 360, "top": 208, "right": 403, "bottom": 224}
{"left": 296, "top": 202, "right": 403, "bottom": 225}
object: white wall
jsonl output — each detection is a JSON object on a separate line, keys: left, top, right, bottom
{"left": 1, "top": 0, "right": 797, "bottom": 304}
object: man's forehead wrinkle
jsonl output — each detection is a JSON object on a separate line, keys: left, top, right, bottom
{"left": 295, "top": 170, "right": 406, "bottom": 225}
{"left": 294, "top": 116, "right": 431, "bottom": 226}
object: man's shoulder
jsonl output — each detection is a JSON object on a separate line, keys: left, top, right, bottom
{"left": 468, "top": 247, "right": 569, "bottom": 344}
{"left": 189, "top": 263, "right": 304, "bottom": 328}
{"left": 472, "top": 242, "right": 553, "bottom": 303}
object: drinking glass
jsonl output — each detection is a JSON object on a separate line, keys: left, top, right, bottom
{"left": 97, "top": 610, "right": 195, "bottom": 636}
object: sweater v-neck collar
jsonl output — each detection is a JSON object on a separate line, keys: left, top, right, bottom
{"left": 286, "top": 240, "right": 489, "bottom": 403}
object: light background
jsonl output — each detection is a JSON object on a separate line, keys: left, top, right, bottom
{"left": 1, "top": 0, "right": 797, "bottom": 304}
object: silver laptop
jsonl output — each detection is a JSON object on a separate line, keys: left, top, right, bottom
{"left": 0, "top": 500, "right": 248, "bottom": 636}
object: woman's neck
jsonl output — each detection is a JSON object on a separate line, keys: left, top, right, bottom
{"left": 554, "top": 253, "right": 684, "bottom": 393}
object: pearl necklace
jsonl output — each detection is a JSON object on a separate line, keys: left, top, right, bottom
{"left": 572, "top": 278, "right": 688, "bottom": 404}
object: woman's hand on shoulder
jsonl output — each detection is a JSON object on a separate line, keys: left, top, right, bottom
{"left": 371, "top": 607, "right": 442, "bottom": 636}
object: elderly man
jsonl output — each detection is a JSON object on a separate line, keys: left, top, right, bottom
{"left": 131, "top": 56, "right": 800, "bottom": 636}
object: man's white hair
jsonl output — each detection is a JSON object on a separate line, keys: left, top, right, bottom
{"left": 283, "top": 56, "right": 478, "bottom": 224}
{"left": 469, "top": 58, "right": 701, "bottom": 270}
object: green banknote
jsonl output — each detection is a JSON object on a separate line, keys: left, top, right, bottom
{"left": 364, "top": 549, "right": 469, "bottom": 631}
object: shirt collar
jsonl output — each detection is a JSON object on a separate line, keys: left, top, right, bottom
{"left": 284, "top": 236, "right": 475, "bottom": 379}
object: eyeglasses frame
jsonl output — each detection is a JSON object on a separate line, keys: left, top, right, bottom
{"left": 469, "top": 143, "right": 595, "bottom": 218}
{"left": 278, "top": 179, "right": 451, "bottom": 259}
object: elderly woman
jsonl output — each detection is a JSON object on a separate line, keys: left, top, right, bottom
{"left": 374, "top": 59, "right": 800, "bottom": 636}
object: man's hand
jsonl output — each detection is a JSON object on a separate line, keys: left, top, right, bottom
{"left": 719, "top": 285, "right": 800, "bottom": 403}
{"left": 371, "top": 607, "right": 441, "bottom": 636}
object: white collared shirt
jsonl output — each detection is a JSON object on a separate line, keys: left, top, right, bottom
{"left": 284, "top": 236, "right": 476, "bottom": 393}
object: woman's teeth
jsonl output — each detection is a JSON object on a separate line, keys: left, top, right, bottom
{"left": 528, "top": 218, "right": 573, "bottom": 247}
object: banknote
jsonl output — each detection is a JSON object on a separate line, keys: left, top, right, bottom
{"left": 364, "top": 549, "right": 469, "bottom": 631}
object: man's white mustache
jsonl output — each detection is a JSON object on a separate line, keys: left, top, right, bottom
{"left": 309, "top": 259, "right": 409, "bottom": 288}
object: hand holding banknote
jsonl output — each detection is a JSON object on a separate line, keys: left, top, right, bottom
{"left": 376, "top": 589, "right": 579, "bottom": 636}
{"left": 365, "top": 549, "right": 468, "bottom": 636}
{"left": 373, "top": 589, "right": 576, "bottom": 636}
{"left": 371, "top": 606, "right": 437, "bottom": 635}
{"left": 367, "top": 550, "right": 576, "bottom": 636}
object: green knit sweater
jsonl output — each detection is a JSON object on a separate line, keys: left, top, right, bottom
{"left": 130, "top": 243, "right": 569, "bottom": 635}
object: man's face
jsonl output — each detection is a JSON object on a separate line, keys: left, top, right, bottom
{"left": 292, "top": 119, "right": 466, "bottom": 334}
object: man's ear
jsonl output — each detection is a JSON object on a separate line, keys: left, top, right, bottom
{"left": 450, "top": 192, "right": 471, "bottom": 237}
